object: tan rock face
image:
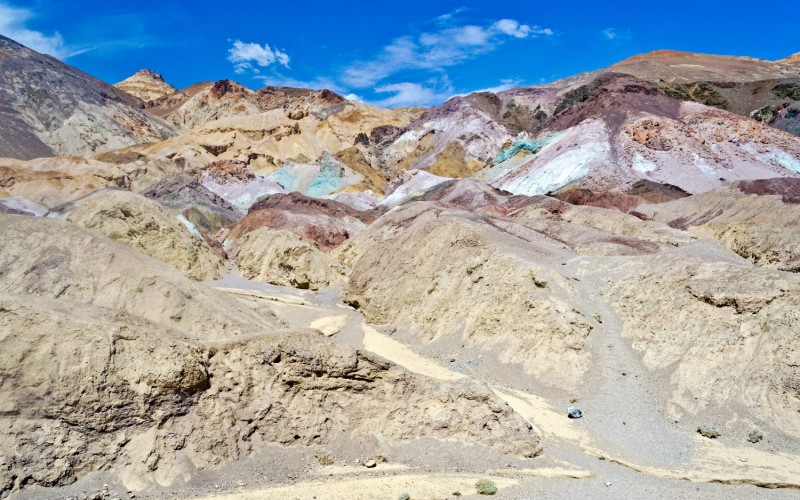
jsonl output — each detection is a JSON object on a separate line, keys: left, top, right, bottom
{"left": 0, "top": 156, "right": 129, "bottom": 208}
{"left": 0, "top": 293, "right": 211, "bottom": 491}
{"left": 642, "top": 179, "right": 800, "bottom": 272}
{"left": 0, "top": 293, "right": 538, "bottom": 493}
{"left": 114, "top": 69, "right": 178, "bottom": 102}
{"left": 57, "top": 189, "right": 226, "bottom": 280}
{"left": 337, "top": 202, "right": 595, "bottom": 390}
{"left": 0, "top": 213, "right": 540, "bottom": 493}
{"left": 596, "top": 246, "right": 800, "bottom": 437}
{"left": 234, "top": 229, "right": 346, "bottom": 289}
{"left": 782, "top": 52, "right": 800, "bottom": 66}
{"left": 0, "top": 214, "right": 265, "bottom": 337}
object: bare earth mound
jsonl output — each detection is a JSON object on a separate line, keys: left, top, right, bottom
{"left": 55, "top": 188, "right": 226, "bottom": 280}
{"left": 234, "top": 228, "right": 346, "bottom": 289}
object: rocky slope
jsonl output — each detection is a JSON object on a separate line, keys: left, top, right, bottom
{"left": 0, "top": 35, "right": 172, "bottom": 160}
{"left": 0, "top": 156, "right": 129, "bottom": 208}
{"left": 602, "top": 51, "right": 800, "bottom": 138}
{"left": 234, "top": 228, "right": 346, "bottom": 289}
{"left": 141, "top": 172, "right": 244, "bottom": 237}
{"left": 385, "top": 73, "right": 800, "bottom": 199}
{"left": 336, "top": 201, "right": 596, "bottom": 390}
{"left": 783, "top": 52, "right": 800, "bottom": 66}
{"left": 52, "top": 188, "right": 226, "bottom": 280}
{"left": 0, "top": 213, "right": 540, "bottom": 494}
{"left": 114, "top": 69, "right": 178, "bottom": 102}
{"left": 641, "top": 178, "right": 800, "bottom": 271}
{"left": 336, "top": 178, "right": 800, "bottom": 451}
{"left": 226, "top": 192, "right": 375, "bottom": 252}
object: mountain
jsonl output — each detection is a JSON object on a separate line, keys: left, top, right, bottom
{"left": 0, "top": 35, "right": 173, "bottom": 160}
{"left": 607, "top": 49, "right": 799, "bottom": 83}
{"left": 601, "top": 50, "right": 800, "bottom": 137}
{"left": 114, "top": 68, "right": 177, "bottom": 102}
{"left": 783, "top": 51, "right": 800, "bottom": 65}
{"left": 121, "top": 80, "right": 422, "bottom": 197}
{"left": 376, "top": 72, "right": 800, "bottom": 201}
{"left": 3, "top": 36, "right": 800, "bottom": 498}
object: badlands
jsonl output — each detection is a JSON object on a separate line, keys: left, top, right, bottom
{"left": 1, "top": 31, "right": 800, "bottom": 499}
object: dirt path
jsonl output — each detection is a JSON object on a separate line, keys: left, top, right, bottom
{"left": 201, "top": 473, "right": 519, "bottom": 499}
{"left": 560, "top": 256, "right": 693, "bottom": 467}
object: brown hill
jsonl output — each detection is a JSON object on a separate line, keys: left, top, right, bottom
{"left": 609, "top": 49, "right": 799, "bottom": 83}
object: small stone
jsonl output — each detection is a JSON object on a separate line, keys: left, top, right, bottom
{"left": 567, "top": 406, "right": 582, "bottom": 419}
{"left": 697, "top": 425, "right": 721, "bottom": 439}
{"left": 398, "top": 492, "right": 411, "bottom": 500}
{"left": 364, "top": 459, "right": 377, "bottom": 468}
{"left": 747, "top": 429, "right": 764, "bottom": 443}
{"left": 605, "top": 481, "right": 612, "bottom": 487}
{"left": 214, "top": 484, "right": 219, "bottom": 489}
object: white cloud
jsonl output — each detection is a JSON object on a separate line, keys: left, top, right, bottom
{"left": 342, "top": 18, "right": 552, "bottom": 88}
{"left": 433, "top": 7, "right": 469, "bottom": 25}
{"left": 493, "top": 19, "right": 533, "bottom": 38}
{"left": 451, "top": 78, "right": 523, "bottom": 98}
{"left": 344, "top": 93, "right": 363, "bottom": 102}
{"left": 228, "top": 40, "right": 290, "bottom": 74}
{"left": 373, "top": 76, "right": 454, "bottom": 108}
{"left": 600, "top": 28, "right": 631, "bottom": 42}
{"left": 0, "top": 2, "right": 84, "bottom": 59}
{"left": 374, "top": 82, "right": 439, "bottom": 108}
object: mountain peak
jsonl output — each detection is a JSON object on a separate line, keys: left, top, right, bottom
{"left": 115, "top": 69, "right": 177, "bottom": 102}
{"left": 607, "top": 48, "right": 798, "bottom": 83}
{"left": 782, "top": 51, "right": 800, "bottom": 65}
{"left": 132, "top": 69, "right": 166, "bottom": 82}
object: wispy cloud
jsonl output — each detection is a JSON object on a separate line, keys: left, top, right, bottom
{"left": 373, "top": 76, "right": 455, "bottom": 108}
{"left": 452, "top": 78, "right": 524, "bottom": 97}
{"left": 225, "top": 12, "right": 550, "bottom": 107}
{"left": 341, "top": 18, "right": 553, "bottom": 88}
{"left": 0, "top": 2, "right": 87, "bottom": 59}
{"left": 600, "top": 28, "right": 631, "bottom": 43}
{"left": 228, "top": 40, "right": 290, "bottom": 74}
{"left": 433, "top": 7, "right": 469, "bottom": 25}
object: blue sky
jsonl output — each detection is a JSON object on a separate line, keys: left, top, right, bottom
{"left": 1, "top": 0, "right": 798, "bottom": 107}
